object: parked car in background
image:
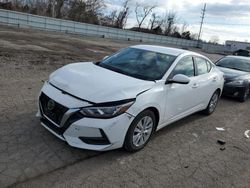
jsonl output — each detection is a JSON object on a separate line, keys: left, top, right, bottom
{"left": 216, "top": 56, "right": 250, "bottom": 102}
{"left": 37, "top": 45, "right": 224, "bottom": 152}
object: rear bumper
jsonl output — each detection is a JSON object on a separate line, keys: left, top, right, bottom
{"left": 37, "top": 82, "right": 135, "bottom": 151}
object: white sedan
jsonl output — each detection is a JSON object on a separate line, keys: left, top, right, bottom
{"left": 37, "top": 45, "right": 224, "bottom": 152}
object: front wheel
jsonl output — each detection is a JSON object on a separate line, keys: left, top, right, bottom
{"left": 203, "top": 90, "right": 220, "bottom": 115}
{"left": 238, "top": 86, "right": 249, "bottom": 102}
{"left": 124, "top": 110, "right": 156, "bottom": 152}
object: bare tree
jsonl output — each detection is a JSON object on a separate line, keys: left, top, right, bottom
{"left": 163, "top": 12, "right": 177, "bottom": 36}
{"left": 181, "top": 21, "right": 188, "bottom": 34}
{"left": 148, "top": 13, "right": 156, "bottom": 30}
{"left": 8, "top": 0, "right": 29, "bottom": 11}
{"left": 34, "top": 0, "right": 47, "bottom": 16}
{"left": 149, "top": 12, "right": 165, "bottom": 29}
{"left": 100, "top": 10, "right": 117, "bottom": 27}
{"left": 135, "top": 3, "right": 156, "bottom": 29}
{"left": 46, "top": 0, "right": 57, "bottom": 17}
{"left": 115, "top": 0, "right": 129, "bottom": 29}
{"left": 11, "top": 0, "right": 21, "bottom": 10}
{"left": 55, "top": 0, "right": 64, "bottom": 18}
{"left": 100, "top": 0, "right": 129, "bottom": 28}
{"left": 181, "top": 31, "right": 191, "bottom": 39}
{"left": 86, "top": 0, "right": 105, "bottom": 16}
{"left": 108, "top": 10, "right": 118, "bottom": 26}
{"left": 67, "top": 0, "right": 88, "bottom": 22}
{"left": 67, "top": 0, "right": 105, "bottom": 24}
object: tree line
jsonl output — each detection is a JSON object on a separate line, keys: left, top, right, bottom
{"left": 0, "top": 0, "right": 199, "bottom": 40}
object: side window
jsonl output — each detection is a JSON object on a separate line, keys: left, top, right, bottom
{"left": 171, "top": 56, "right": 194, "bottom": 77}
{"left": 206, "top": 61, "right": 212, "bottom": 72}
{"left": 195, "top": 57, "right": 209, "bottom": 75}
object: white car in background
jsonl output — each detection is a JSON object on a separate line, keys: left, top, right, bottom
{"left": 37, "top": 45, "right": 224, "bottom": 152}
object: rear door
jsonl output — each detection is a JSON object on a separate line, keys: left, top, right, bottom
{"left": 193, "top": 56, "right": 217, "bottom": 106}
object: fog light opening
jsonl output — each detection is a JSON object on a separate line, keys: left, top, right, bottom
{"left": 79, "top": 129, "right": 110, "bottom": 145}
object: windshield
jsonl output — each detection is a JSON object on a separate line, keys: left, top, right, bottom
{"left": 216, "top": 57, "right": 250, "bottom": 72}
{"left": 98, "top": 48, "right": 177, "bottom": 81}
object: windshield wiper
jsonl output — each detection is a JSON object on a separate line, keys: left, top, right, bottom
{"left": 97, "top": 63, "right": 134, "bottom": 77}
{"left": 96, "top": 63, "right": 155, "bottom": 81}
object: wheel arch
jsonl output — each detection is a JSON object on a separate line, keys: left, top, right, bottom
{"left": 216, "top": 88, "right": 222, "bottom": 96}
{"left": 123, "top": 106, "right": 161, "bottom": 151}
{"left": 143, "top": 107, "right": 160, "bottom": 132}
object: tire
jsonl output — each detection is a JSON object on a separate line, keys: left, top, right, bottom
{"left": 238, "top": 86, "right": 249, "bottom": 102}
{"left": 203, "top": 90, "right": 220, "bottom": 115}
{"left": 124, "top": 110, "right": 156, "bottom": 152}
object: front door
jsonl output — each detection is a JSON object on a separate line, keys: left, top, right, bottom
{"left": 164, "top": 56, "right": 201, "bottom": 121}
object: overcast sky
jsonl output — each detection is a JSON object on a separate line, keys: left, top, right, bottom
{"left": 105, "top": 0, "right": 250, "bottom": 44}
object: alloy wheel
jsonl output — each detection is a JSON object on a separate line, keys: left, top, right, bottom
{"left": 244, "top": 87, "right": 249, "bottom": 100}
{"left": 209, "top": 92, "right": 219, "bottom": 113}
{"left": 132, "top": 116, "right": 153, "bottom": 147}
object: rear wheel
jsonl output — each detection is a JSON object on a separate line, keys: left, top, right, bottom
{"left": 124, "top": 110, "right": 156, "bottom": 152}
{"left": 203, "top": 90, "right": 220, "bottom": 115}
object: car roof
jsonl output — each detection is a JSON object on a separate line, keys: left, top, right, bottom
{"left": 131, "top": 45, "right": 191, "bottom": 56}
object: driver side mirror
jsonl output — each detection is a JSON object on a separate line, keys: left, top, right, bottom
{"left": 166, "top": 74, "right": 190, "bottom": 84}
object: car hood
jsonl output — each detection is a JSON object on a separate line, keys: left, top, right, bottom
{"left": 49, "top": 62, "right": 154, "bottom": 103}
{"left": 217, "top": 66, "right": 250, "bottom": 80}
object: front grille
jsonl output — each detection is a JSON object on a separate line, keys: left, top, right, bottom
{"left": 40, "top": 92, "right": 68, "bottom": 125}
{"left": 41, "top": 117, "right": 64, "bottom": 136}
{"left": 62, "top": 111, "right": 84, "bottom": 131}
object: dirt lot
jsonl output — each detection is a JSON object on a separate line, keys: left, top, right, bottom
{"left": 0, "top": 25, "right": 249, "bottom": 188}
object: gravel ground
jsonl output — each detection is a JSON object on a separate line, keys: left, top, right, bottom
{"left": 0, "top": 25, "right": 249, "bottom": 188}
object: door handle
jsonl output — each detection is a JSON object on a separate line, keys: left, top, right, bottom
{"left": 212, "top": 77, "right": 217, "bottom": 82}
{"left": 192, "top": 83, "right": 199, "bottom": 88}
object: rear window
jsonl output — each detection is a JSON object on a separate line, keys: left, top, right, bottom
{"left": 195, "top": 57, "right": 209, "bottom": 75}
{"left": 171, "top": 56, "right": 195, "bottom": 77}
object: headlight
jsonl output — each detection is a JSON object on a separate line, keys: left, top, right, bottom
{"left": 227, "top": 80, "right": 244, "bottom": 86}
{"left": 80, "top": 99, "right": 135, "bottom": 118}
